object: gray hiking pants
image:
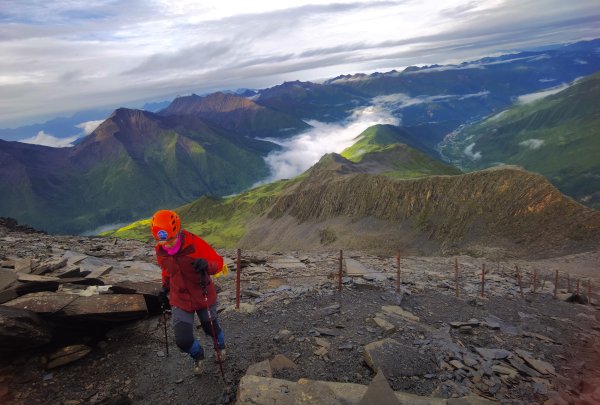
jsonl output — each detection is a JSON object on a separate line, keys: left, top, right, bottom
{"left": 171, "top": 304, "right": 223, "bottom": 356}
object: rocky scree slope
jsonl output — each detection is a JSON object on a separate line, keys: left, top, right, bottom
{"left": 1, "top": 220, "right": 599, "bottom": 404}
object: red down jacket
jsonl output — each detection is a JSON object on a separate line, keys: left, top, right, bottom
{"left": 155, "top": 230, "right": 223, "bottom": 312}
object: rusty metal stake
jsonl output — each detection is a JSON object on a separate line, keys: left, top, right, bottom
{"left": 396, "top": 252, "right": 401, "bottom": 293}
{"left": 515, "top": 265, "right": 524, "bottom": 298}
{"left": 541, "top": 272, "right": 548, "bottom": 291}
{"left": 532, "top": 269, "right": 538, "bottom": 293}
{"left": 236, "top": 248, "right": 241, "bottom": 310}
{"left": 455, "top": 258, "right": 460, "bottom": 298}
{"left": 554, "top": 270, "right": 559, "bottom": 298}
{"left": 338, "top": 250, "right": 343, "bottom": 292}
{"left": 481, "top": 263, "right": 486, "bottom": 298}
{"left": 567, "top": 274, "right": 571, "bottom": 292}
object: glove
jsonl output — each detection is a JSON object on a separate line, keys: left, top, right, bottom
{"left": 192, "top": 258, "right": 210, "bottom": 288}
{"left": 158, "top": 287, "right": 170, "bottom": 309}
{"left": 192, "top": 258, "right": 208, "bottom": 273}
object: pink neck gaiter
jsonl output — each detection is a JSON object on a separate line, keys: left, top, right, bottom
{"left": 161, "top": 233, "right": 182, "bottom": 255}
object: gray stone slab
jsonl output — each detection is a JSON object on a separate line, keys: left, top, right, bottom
{"left": 268, "top": 257, "right": 306, "bottom": 270}
{"left": 364, "top": 338, "right": 437, "bottom": 377}
{"left": 475, "top": 348, "right": 512, "bottom": 361}
{"left": 85, "top": 265, "right": 113, "bottom": 278}
{"left": 345, "top": 259, "right": 369, "bottom": 277}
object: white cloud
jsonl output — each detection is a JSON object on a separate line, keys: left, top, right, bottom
{"left": 517, "top": 84, "right": 570, "bottom": 103}
{"left": 76, "top": 120, "right": 104, "bottom": 135}
{"left": 371, "top": 91, "right": 490, "bottom": 109}
{"left": 260, "top": 99, "right": 399, "bottom": 182}
{"left": 20, "top": 130, "right": 79, "bottom": 147}
{"left": 519, "top": 138, "right": 544, "bottom": 150}
{"left": 464, "top": 142, "right": 482, "bottom": 160}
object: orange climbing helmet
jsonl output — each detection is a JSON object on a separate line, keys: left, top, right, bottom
{"left": 151, "top": 210, "right": 181, "bottom": 241}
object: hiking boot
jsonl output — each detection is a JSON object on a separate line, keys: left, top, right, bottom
{"left": 194, "top": 358, "right": 205, "bottom": 375}
{"left": 215, "top": 349, "right": 226, "bottom": 363}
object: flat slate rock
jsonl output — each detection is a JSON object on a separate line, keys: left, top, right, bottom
{"left": 364, "top": 338, "right": 437, "bottom": 377}
{"left": 57, "top": 294, "right": 148, "bottom": 321}
{"left": 268, "top": 258, "right": 306, "bottom": 270}
{"left": 344, "top": 259, "right": 369, "bottom": 277}
{"left": 3, "top": 292, "right": 78, "bottom": 314}
{"left": 47, "top": 344, "right": 92, "bottom": 369}
{"left": 109, "top": 280, "right": 161, "bottom": 296}
{"left": 0, "top": 268, "right": 17, "bottom": 290}
{"left": 475, "top": 348, "right": 512, "bottom": 361}
{"left": 381, "top": 305, "right": 420, "bottom": 322}
{"left": 358, "top": 370, "right": 400, "bottom": 405}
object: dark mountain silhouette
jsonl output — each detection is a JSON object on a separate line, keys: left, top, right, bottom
{"left": 160, "top": 92, "right": 310, "bottom": 138}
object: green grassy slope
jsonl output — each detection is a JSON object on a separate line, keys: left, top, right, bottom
{"left": 439, "top": 71, "right": 600, "bottom": 209}
{"left": 341, "top": 124, "right": 461, "bottom": 178}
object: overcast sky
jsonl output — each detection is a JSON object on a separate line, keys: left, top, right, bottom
{"left": 1, "top": 0, "right": 599, "bottom": 128}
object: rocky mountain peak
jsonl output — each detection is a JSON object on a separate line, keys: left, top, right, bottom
{"left": 162, "top": 91, "right": 259, "bottom": 116}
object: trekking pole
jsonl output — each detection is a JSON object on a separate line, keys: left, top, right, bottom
{"left": 201, "top": 287, "right": 225, "bottom": 381}
{"left": 162, "top": 307, "right": 169, "bottom": 356}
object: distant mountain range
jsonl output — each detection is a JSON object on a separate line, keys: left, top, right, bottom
{"left": 105, "top": 124, "right": 600, "bottom": 258}
{"left": 1, "top": 38, "right": 599, "bottom": 236}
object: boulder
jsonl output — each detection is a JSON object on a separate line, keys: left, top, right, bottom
{"left": 0, "top": 306, "right": 52, "bottom": 353}
{"left": 236, "top": 375, "right": 493, "bottom": 404}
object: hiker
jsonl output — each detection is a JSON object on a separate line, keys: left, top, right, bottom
{"left": 151, "top": 209, "right": 226, "bottom": 375}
